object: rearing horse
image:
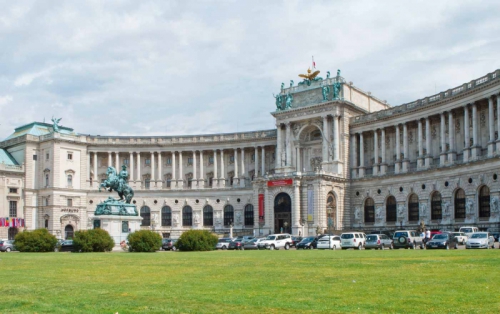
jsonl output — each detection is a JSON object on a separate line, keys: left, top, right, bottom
{"left": 99, "top": 166, "right": 134, "bottom": 204}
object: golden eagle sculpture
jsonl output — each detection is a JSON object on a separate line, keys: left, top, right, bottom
{"left": 298, "top": 68, "right": 320, "bottom": 80}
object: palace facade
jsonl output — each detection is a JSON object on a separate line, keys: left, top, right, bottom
{"left": 1, "top": 69, "right": 499, "bottom": 240}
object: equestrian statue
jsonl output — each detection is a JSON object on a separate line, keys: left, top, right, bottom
{"left": 99, "top": 165, "right": 134, "bottom": 204}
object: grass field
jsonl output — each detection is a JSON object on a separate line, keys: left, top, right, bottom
{"left": 0, "top": 249, "right": 499, "bottom": 313}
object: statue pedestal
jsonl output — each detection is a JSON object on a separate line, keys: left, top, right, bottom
{"left": 92, "top": 215, "right": 143, "bottom": 246}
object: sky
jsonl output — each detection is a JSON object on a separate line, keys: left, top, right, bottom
{"left": 1, "top": 0, "right": 499, "bottom": 137}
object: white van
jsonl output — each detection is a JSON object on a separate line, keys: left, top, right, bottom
{"left": 459, "top": 226, "right": 478, "bottom": 238}
{"left": 340, "top": 232, "right": 366, "bottom": 250}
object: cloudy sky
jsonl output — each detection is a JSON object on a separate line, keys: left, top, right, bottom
{"left": 1, "top": 0, "right": 499, "bottom": 137}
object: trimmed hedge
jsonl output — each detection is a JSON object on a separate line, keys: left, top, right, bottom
{"left": 14, "top": 229, "right": 57, "bottom": 252}
{"left": 127, "top": 230, "right": 162, "bottom": 252}
{"left": 73, "top": 228, "right": 115, "bottom": 252}
{"left": 176, "top": 230, "right": 218, "bottom": 251}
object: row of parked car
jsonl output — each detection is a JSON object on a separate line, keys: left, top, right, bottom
{"left": 213, "top": 229, "right": 499, "bottom": 251}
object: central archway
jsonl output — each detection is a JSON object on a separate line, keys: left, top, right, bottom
{"left": 274, "top": 193, "right": 292, "bottom": 234}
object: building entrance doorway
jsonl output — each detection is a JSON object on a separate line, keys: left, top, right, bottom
{"left": 274, "top": 193, "right": 292, "bottom": 234}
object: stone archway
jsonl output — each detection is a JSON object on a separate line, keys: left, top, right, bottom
{"left": 274, "top": 193, "right": 292, "bottom": 234}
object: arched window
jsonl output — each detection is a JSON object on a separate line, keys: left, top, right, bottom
{"left": 408, "top": 194, "right": 419, "bottom": 221}
{"left": 67, "top": 174, "right": 73, "bottom": 187}
{"left": 479, "top": 186, "right": 490, "bottom": 218}
{"left": 44, "top": 219, "right": 49, "bottom": 229}
{"left": 8, "top": 227, "right": 18, "bottom": 240}
{"left": 183, "top": 206, "right": 193, "bottom": 226}
{"left": 161, "top": 206, "right": 172, "bottom": 226}
{"left": 326, "top": 194, "right": 336, "bottom": 230}
{"left": 65, "top": 225, "right": 74, "bottom": 239}
{"left": 454, "top": 189, "right": 466, "bottom": 219}
{"left": 140, "top": 206, "right": 151, "bottom": 226}
{"left": 224, "top": 205, "right": 234, "bottom": 226}
{"left": 386, "top": 196, "right": 397, "bottom": 222}
{"left": 45, "top": 174, "right": 49, "bottom": 187}
{"left": 431, "top": 192, "right": 442, "bottom": 220}
{"left": 244, "top": 204, "right": 254, "bottom": 226}
{"left": 364, "top": 198, "right": 375, "bottom": 223}
{"left": 203, "top": 205, "right": 213, "bottom": 226}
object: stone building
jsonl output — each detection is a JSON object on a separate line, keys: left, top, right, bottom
{"left": 0, "top": 68, "right": 498, "bottom": 240}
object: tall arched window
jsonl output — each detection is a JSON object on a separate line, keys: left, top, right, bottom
{"left": 203, "top": 205, "right": 213, "bottom": 226}
{"left": 183, "top": 206, "right": 193, "bottom": 226}
{"left": 479, "top": 186, "right": 490, "bottom": 218}
{"left": 8, "top": 227, "right": 18, "bottom": 240}
{"left": 454, "top": 189, "right": 466, "bottom": 219}
{"left": 67, "top": 174, "right": 73, "bottom": 187}
{"left": 326, "top": 193, "right": 337, "bottom": 230}
{"left": 140, "top": 206, "right": 151, "bottom": 226}
{"left": 408, "top": 194, "right": 419, "bottom": 221}
{"left": 65, "top": 225, "right": 74, "bottom": 239}
{"left": 431, "top": 192, "right": 442, "bottom": 220}
{"left": 244, "top": 204, "right": 254, "bottom": 226}
{"left": 364, "top": 198, "right": 375, "bottom": 223}
{"left": 386, "top": 196, "right": 397, "bottom": 222}
{"left": 224, "top": 205, "right": 234, "bottom": 226}
{"left": 45, "top": 174, "right": 49, "bottom": 186}
{"left": 161, "top": 206, "right": 172, "bottom": 226}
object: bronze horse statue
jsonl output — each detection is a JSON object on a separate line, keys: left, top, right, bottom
{"left": 99, "top": 166, "right": 134, "bottom": 204}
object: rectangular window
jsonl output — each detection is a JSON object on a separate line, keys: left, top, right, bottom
{"left": 9, "top": 201, "right": 17, "bottom": 217}
{"left": 166, "top": 158, "right": 172, "bottom": 165}
{"left": 33, "top": 155, "right": 37, "bottom": 161}
{"left": 145, "top": 159, "right": 151, "bottom": 165}
{"left": 67, "top": 153, "right": 73, "bottom": 160}
{"left": 145, "top": 179, "right": 150, "bottom": 189}
{"left": 230, "top": 156, "right": 234, "bottom": 163}
{"left": 188, "top": 157, "right": 193, "bottom": 165}
{"left": 124, "top": 159, "right": 129, "bottom": 165}
{"left": 46, "top": 153, "right": 49, "bottom": 160}
{"left": 166, "top": 179, "right": 171, "bottom": 188}
{"left": 251, "top": 154, "right": 255, "bottom": 161}
{"left": 67, "top": 199, "right": 73, "bottom": 207}
{"left": 208, "top": 157, "right": 214, "bottom": 164}
{"left": 9, "top": 188, "right": 18, "bottom": 194}
{"left": 45, "top": 198, "right": 49, "bottom": 206}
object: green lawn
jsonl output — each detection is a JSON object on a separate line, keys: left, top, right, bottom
{"left": 0, "top": 249, "right": 499, "bottom": 313}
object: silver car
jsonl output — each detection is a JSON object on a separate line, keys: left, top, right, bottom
{"left": 466, "top": 232, "right": 495, "bottom": 249}
{"left": 365, "top": 234, "right": 393, "bottom": 250}
{"left": 0, "top": 240, "right": 17, "bottom": 252}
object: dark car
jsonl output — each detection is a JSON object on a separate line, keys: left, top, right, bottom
{"left": 60, "top": 240, "right": 75, "bottom": 252}
{"left": 162, "top": 239, "right": 177, "bottom": 251}
{"left": 490, "top": 232, "right": 500, "bottom": 242}
{"left": 228, "top": 240, "right": 244, "bottom": 250}
{"left": 291, "top": 236, "right": 303, "bottom": 247}
{"left": 0, "top": 240, "right": 16, "bottom": 252}
{"left": 425, "top": 232, "right": 459, "bottom": 250}
{"left": 296, "top": 237, "right": 318, "bottom": 249}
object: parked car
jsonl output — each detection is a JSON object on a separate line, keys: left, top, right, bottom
{"left": 60, "top": 240, "right": 75, "bottom": 252}
{"left": 365, "top": 234, "right": 393, "bottom": 250}
{"left": 426, "top": 232, "right": 459, "bottom": 250}
{"left": 490, "top": 232, "right": 500, "bottom": 242}
{"left": 466, "top": 232, "right": 495, "bottom": 249}
{"left": 162, "top": 239, "right": 178, "bottom": 251}
{"left": 317, "top": 235, "right": 341, "bottom": 250}
{"left": 296, "top": 237, "right": 318, "bottom": 249}
{"left": 450, "top": 232, "right": 468, "bottom": 245}
{"left": 291, "top": 236, "right": 303, "bottom": 247}
{"left": 243, "top": 238, "right": 265, "bottom": 250}
{"left": 393, "top": 230, "right": 424, "bottom": 249}
{"left": 430, "top": 230, "right": 442, "bottom": 238}
{"left": 257, "top": 234, "right": 293, "bottom": 250}
{"left": 340, "top": 232, "right": 366, "bottom": 250}
{"left": 228, "top": 240, "right": 245, "bottom": 250}
{"left": 0, "top": 240, "right": 17, "bottom": 252}
{"left": 459, "top": 226, "right": 478, "bottom": 238}
{"left": 215, "top": 238, "right": 233, "bottom": 250}
{"left": 235, "top": 236, "right": 255, "bottom": 243}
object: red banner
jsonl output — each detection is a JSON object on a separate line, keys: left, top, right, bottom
{"left": 267, "top": 179, "right": 293, "bottom": 187}
{"left": 258, "top": 194, "right": 264, "bottom": 220}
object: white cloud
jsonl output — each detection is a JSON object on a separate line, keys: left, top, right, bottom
{"left": 0, "top": 95, "right": 13, "bottom": 106}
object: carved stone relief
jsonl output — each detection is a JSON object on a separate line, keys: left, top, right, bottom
{"left": 408, "top": 131, "right": 413, "bottom": 144}
{"left": 480, "top": 111, "right": 486, "bottom": 127}
{"left": 431, "top": 125, "right": 437, "bottom": 139}
{"left": 455, "top": 119, "right": 461, "bottom": 134}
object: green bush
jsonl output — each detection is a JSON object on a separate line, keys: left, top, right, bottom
{"left": 176, "top": 230, "right": 218, "bottom": 251}
{"left": 73, "top": 229, "right": 115, "bottom": 252}
{"left": 14, "top": 229, "right": 57, "bottom": 252}
{"left": 127, "top": 230, "right": 162, "bottom": 252}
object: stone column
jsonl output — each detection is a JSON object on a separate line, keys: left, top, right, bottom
{"left": 351, "top": 135, "right": 358, "bottom": 178}
{"left": 233, "top": 148, "right": 238, "bottom": 187}
{"left": 496, "top": 95, "right": 500, "bottom": 152}
{"left": 333, "top": 115, "right": 340, "bottom": 161}
{"left": 93, "top": 152, "right": 98, "bottom": 185}
{"left": 293, "top": 181, "right": 301, "bottom": 232}
{"left": 108, "top": 152, "right": 112, "bottom": 167}
{"left": 448, "top": 111, "right": 456, "bottom": 163}
{"left": 240, "top": 148, "right": 245, "bottom": 187}
{"left": 471, "top": 102, "right": 480, "bottom": 159}
{"left": 425, "top": 118, "right": 432, "bottom": 167}
{"left": 254, "top": 146, "right": 259, "bottom": 177}
{"left": 402, "top": 123, "right": 409, "bottom": 172}
{"left": 220, "top": 150, "right": 225, "bottom": 187}
{"left": 359, "top": 132, "right": 365, "bottom": 178}
{"left": 286, "top": 122, "right": 292, "bottom": 167}
{"left": 151, "top": 152, "right": 155, "bottom": 186}
{"left": 179, "top": 151, "right": 184, "bottom": 188}
{"left": 158, "top": 152, "right": 162, "bottom": 189}
{"left": 440, "top": 113, "right": 446, "bottom": 166}
{"left": 463, "top": 105, "right": 470, "bottom": 162}
{"left": 296, "top": 146, "right": 302, "bottom": 172}
{"left": 129, "top": 152, "right": 134, "bottom": 182}
{"left": 193, "top": 151, "right": 197, "bottom": 187}
{"left": 137, "top": 152, "right": 141, "bottom": 188}
{"left": 380, "top": 128, "right": 387, "bottom": 175}
{"left": 261, "top": 146, "right": 265, "bottom": 176}
{"left": 322, "top": 116, "right": 328, "bottom": 163}
{"left": 276, "top": 124, "right": 282, "bottom": 168}
{"left": 213, "top": 150, "right": 218, "bottom": 187}
{"left": 395, "top": 125, "right": 401, "bottom": 174}
{"left": 373, "top": 129, "right": 379, "bottom": 176}
{"left": 172, "top": 152, "right": 176, "bottom": 185}
{"left": 488, "top": 96, "right": 495, "bottom": 157}
{"left": 199, "top": 151, "right": 204, "bottom": 188}
{"left": 417, "top": 119, "right": 423, "bottom": 168}
{"left": 115, "top": 152, "right": 119, "bottom": 169}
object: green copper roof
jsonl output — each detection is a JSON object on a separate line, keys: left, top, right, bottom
{"left": 0, "top": 149, "right": 18, "bottom": 165}
{"left": 4, "top": 122, "right": 76, "bottom": 140}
